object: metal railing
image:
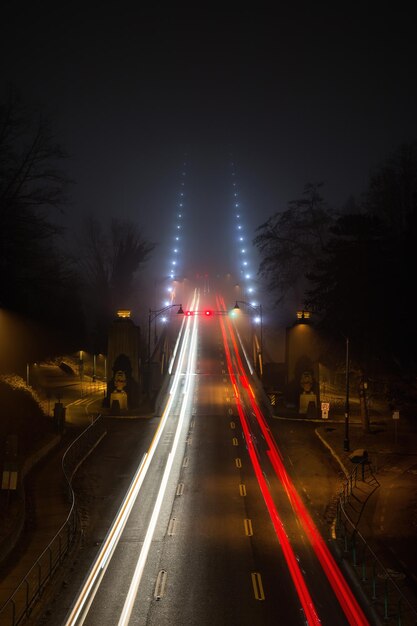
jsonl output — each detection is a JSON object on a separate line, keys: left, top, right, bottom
{"left": 0, "top": 416, "right": 107, "bottom": 626}
{"left": 335, "top": 463, "right": 417, "bottom": 625}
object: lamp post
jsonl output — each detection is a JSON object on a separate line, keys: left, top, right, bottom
{"left": 79, "top": 349, "right": 84, "bottom": 398}
{"left": 147, "top": 303, "right": 184, "bottom": 364}
{"left": 232, "top": 300, "right": 263, "bottom": 378}
{"left": 343, "top": 335, "right": 350, "bottom": 451}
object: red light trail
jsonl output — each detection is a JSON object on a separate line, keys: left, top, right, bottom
{"left": 217, "top": 295, "right": 369, "bottom": 626}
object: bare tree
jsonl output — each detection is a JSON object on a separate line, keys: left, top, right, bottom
{"left": 0, "top": 85, "right": 84, "bottom": 362}
{"left": 77, "top": 214, "right": 155, "bottom": 351}
{"left": 0, "top": 85, "right": 71, "bottom": 218}
{"left": 0, "top": 85, "right": 73, "bottom": 313}
{"left": 253, "top": 183, "right": 335, "bottom": 306}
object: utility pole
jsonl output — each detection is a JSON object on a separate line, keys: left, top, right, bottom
{"left": 343, "top": 336, "right": 350, "bottom": 451}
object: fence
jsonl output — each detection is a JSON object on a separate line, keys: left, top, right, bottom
{"left": 335, "top": 462, "right": 417, "bottom": 626}
{"left": 0, "top": 416, "right": 107, "bottom": 626}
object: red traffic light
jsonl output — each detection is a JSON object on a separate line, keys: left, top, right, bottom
{"left": 204, "top": 310, "right": 212, "bottom": 316}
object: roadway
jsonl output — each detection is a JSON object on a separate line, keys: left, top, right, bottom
{"left": 37, "top": 291, "right": 372, "bottom": 626}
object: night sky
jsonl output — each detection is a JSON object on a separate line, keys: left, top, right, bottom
{"left": 2, "top": 2, "right": 417, "bottom": 319}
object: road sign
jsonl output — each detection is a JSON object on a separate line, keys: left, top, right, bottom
{"left": 2, "top": 470, "right": 18, "bottom": 490}
{"left": 321, "top": 401, "right": 330, "bottom": 419}
{"left": 392, "top": 410, "right": 400, "bottom": 420}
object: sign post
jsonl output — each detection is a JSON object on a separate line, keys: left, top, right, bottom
{"left": 392, "top": 410, "right": 400, "bottom": 444}
{"left": 1, "top": 435, "right": 18, "bottom": 511}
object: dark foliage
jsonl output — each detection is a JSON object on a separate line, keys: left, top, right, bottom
{"left": 255, "top": 143, "right": 417, "bottom": 378}
{"left": 0, "top": 378, "right": 49, "bottom": 461}
{"left": 76, "top": 215, "right": 155, "bottom": 353}
{"left": 0, "top": 87, "right": 86, "bottom": 366}
{"left": 254, "top": 183, "right": 334, "bottom": 304}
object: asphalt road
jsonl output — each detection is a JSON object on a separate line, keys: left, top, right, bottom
{"left": 33, "top": 309, "right": 373, "bottom": 626}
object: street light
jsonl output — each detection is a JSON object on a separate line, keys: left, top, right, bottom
{"left": 232, "top": 300, "right": 263, "bottom": 378}
{"left": 147, "top": 303, "right": 184, "bottom": 364}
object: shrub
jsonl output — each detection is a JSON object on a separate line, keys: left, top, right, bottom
{"left": 0, "top": 375, "right": 49, "bottom": 462}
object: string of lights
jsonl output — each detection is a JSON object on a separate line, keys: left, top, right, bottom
{"left": 162, "top": 157, "right": 188, "bottom": 309}
{"left": 229, "top": 158, "right": 257, "bottom": 302}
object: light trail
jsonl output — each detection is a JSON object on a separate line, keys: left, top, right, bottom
{"left": 218, "top": 295, "right": 370, "bottom": 626}
{"left": 218, "top": 308, "right": 321, "bottom": 626}
{"left": 118, "top": 308, "right": 199, "bottom": 625}
{"left": 63, "top": 293, "right": 199, "bottom": 626}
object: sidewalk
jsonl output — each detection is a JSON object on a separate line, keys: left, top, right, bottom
{"left": 0, "top": 434, "right": 73, "bottom": 607}
{"left": 315, "top": 412, "right": 417, "bottom": 619}
{"left": 0, "top": 366, "right": 105, "bottom": 616}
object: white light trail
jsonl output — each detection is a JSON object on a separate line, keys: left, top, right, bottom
{"left": 118, "top": 306, "right": 199, "bottom": 626}
{"left": 63, "top": 293, "right": 199, "bottom": 626}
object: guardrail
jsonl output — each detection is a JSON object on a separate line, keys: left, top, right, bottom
{"left": 0, "top": 416, "right": 107, "bottom": 626}
{"left": 335, "top": 462, "right": 417, "bottom": 625}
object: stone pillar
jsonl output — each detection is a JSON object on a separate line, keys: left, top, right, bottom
{"left": 105, "top": 311, "right": 141, "bottom": 411}
{"left": 285, "top": 316, "right": 320, "bottom": 413}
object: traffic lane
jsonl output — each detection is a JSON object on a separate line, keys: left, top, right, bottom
{"left": 34, "top": 415, "right": 161, "bottom": 626}
{"left": 266, "top": 417, "right": 343, "bottom": 535}
{"left": 80, "top": 318, "right": 199, "bottom": 625}
{"left": 80, "top": 397, "right": 188, "bottom": 625}
{"left": 245, "top": 438, "right": 351, "bottom": 625}
{"left": 146, "top": 316, "right": 312, "bottom": 623}
{"left": 233, "top": 403, "right": 350, "bottom": 625}
{"left": 131, "top": 362, "right": 311, "bottom": 625}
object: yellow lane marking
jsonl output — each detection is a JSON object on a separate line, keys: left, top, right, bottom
{"left": 232, "top": 437, "right": 239, "bottom": 446}
{"left": 235, "top": 458, "right": 242, "bottom": 469}
{"left": 244, "top": 519, "right": 253, "bottom": 536}
{"left": 230, "top": 421, "right": 236, "bottom": 429}
{"left": 239, "top": 484, "right": 246, "bottom": 496}
{"left": 251, "top": 572, "right": 265, "bottom": 600}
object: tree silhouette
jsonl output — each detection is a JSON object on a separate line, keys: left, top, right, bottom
{"left": 0, "top": 86, "right": 85, "bottom": 366}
